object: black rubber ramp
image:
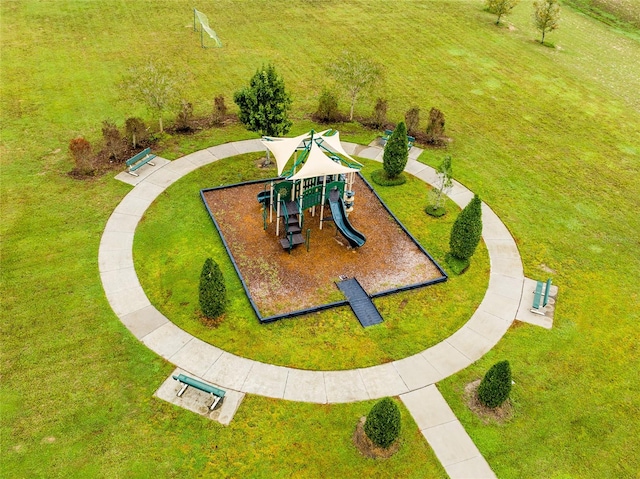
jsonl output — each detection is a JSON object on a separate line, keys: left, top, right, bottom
{"left": 336, "top": 278, "right": 383, "bottom": 327}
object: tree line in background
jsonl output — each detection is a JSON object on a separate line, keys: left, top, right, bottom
{"left": 68, "top": 0, "right": 563, "bottom": 176}
{"left": 68, "top": 57, "right": 448, "bottom": 177}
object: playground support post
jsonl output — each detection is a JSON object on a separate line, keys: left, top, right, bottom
{"left": 276, "top": 193, "right": 281, "bottom": 236}
{"left": 269, "top": 181, "right": 274, "bottom": 223}
{"left": 319, "top": 175, "right": 328, "bottom": 230}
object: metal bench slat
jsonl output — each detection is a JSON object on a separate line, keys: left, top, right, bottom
{"left": 126, "top": 148, "right": 151, "bottom": 166}
{"left": 172, "top": 374, "right": 225, "bottom": 398}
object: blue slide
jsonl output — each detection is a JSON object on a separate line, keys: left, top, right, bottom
{"left": 328, "top": 190, "right": 366, "bottom": 248}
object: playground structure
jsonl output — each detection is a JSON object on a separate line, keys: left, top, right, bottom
{"left": 257, "top": 130, "right": 366, "bottom": 252}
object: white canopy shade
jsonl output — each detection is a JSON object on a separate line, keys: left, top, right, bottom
{"left": 289, "top": 142, "right": 360, "bottom": 181}
{"left": 260, "top": 129, "right": 361, "bottom": 177}
{"left": 317, "top": 131, "right": 362, "bottom": 166}
{"left": 260, "top": 132, "right": 310, "bottom": 176}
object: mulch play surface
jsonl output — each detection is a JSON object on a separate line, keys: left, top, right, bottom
{"left": 203, "top": 175, "right": 444, "bottom": 318}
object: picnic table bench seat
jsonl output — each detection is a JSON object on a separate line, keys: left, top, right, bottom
{"left": 381, "top": 129, "right": 415, "bottom": 150}
{"left": 126, "top": 147, "right": 156, "bottom": 176}
{"left": 172, "top": 374, "right": 225, "bottom": 410}
{"left": 531, "top": 278, "right": 552, "bottom": 315}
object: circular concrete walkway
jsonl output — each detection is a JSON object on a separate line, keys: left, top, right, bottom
{"left": 99, "top": 139, "right": 525, "bottom": 404}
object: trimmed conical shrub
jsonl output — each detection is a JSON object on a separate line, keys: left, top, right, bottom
{"left": 383, "top": 121, "right": 409, "bottom": 179}
{"left": 478, "top": 360, "right": 512, "bottom": 408}
{"left": 199, "top": 258, "right": 226, "bottom": 319}
{"left": 364, "top": 397, "right": 401, "bottom": 448}
{"left": 449, "top": 194, "right": 482, "bottom": 261}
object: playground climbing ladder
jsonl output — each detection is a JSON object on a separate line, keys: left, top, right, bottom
{"left": 336, "top": 278, "right": 383, "bottom": 327}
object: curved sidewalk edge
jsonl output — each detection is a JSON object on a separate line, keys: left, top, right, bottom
{"left": 99, "top": 139, "right": 524, "bottom": 403}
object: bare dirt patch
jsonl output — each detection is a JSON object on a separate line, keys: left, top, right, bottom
{"left": 203, "top": 175, "right": 443, "bottom": 317}
{"left": 464, "top": 379, "right": 514, "bottom": 424}
{"left": 352, "top": 417, "right": 401, "bottom": 459}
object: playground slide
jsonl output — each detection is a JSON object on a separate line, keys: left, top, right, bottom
{"left": 328, "top": 190, "right": 366, "bottom": 248}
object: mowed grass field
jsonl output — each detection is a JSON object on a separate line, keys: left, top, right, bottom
{"left": 1, "top": 1, "right": 639, "bottom": 478}
{"left": 133, "top": 153, "right": 489, "bottom": 371}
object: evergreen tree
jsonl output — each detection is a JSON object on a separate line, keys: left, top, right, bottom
{"left": 364, "top": 397, "right": 401, "bottom": 448}
{"left": 383, "top": 121, "right": 408, "bottom": 179}
{"left": 449, "top": 194, "right": 483, "bottom": 261}
{"left": 234, "top": 64, "right": 292, "bottom": 137}
{"left": 478, "top": 360, "right": 512, "bottom": 408}
{"left": 199, "top": 258, "right": 226, "bottom": 319}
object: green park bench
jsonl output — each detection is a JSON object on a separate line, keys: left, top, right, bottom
{"left": 530, "top": 278, "right": 552, "bottom": 315}
{"left": 126, "top": 147, "right": 156, "bottom": 176}
{"left": 172, "top": 374, "right": 225, "bottom": 410}
{"left": 381, "top": 129, "right": 415, "bottom": 150}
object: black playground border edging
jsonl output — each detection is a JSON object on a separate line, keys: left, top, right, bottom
{"left": 200, "top": 172, "right": 448, "bottom": 324}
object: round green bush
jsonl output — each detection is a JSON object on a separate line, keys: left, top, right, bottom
{"left": 425, "top": 205, "right": 446, "bottom": 218}
{"left": 449, "top": 194, "right": 482, "bottom": 261}
{"left": 382, "top": 121, "right": 409, "bottom": 179}
{"left": 478, "top": 360, "right": 512, "bottom": 408}
{"left": 371, "top": 169, "right": 407, "bottom": 186}
{"left": 199, "top": 257, "right": 226, "bottom": 319}
{"left": 364, "top": 397, "right": 401, "bottom": 448}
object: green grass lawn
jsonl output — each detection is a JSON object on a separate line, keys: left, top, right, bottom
{"left": 133, "top": 154, "right": 488, "bottom": 370}
{"left": 2, "top": 1, "right": 639, "bottom": 477}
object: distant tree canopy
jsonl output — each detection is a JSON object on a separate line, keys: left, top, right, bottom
{"left": 486, "top": 0, "right": 520, "bottom": 25}
{"left": 328, "top": 51, "right": 382, "bottom": 121}
{"left": 234, "top": 64, "right": 292, "bottom": 137}
{"left": 533, "top": 0, "right": 561, "bottom": 44}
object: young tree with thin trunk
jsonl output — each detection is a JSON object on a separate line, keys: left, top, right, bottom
{"left": 121, "top": 62, "right": 180, "bottom": 132}
{"left": 431, "top": 155, "right": 453, "bottom": 212}
{"left": 125, "top": 117, "right": 147, "bottom": 149}
{"left": 328, "top": 51, "right": 382, "bottom": 121}
{"left": 486, "top": 0, "right": 520, "bottom": 25}
{"left": 533, "top": 0, "right": 560, "bottom": 44}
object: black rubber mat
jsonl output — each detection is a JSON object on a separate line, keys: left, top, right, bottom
{"left": 336, "top": 278, "right": 383, "bottom": 327}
